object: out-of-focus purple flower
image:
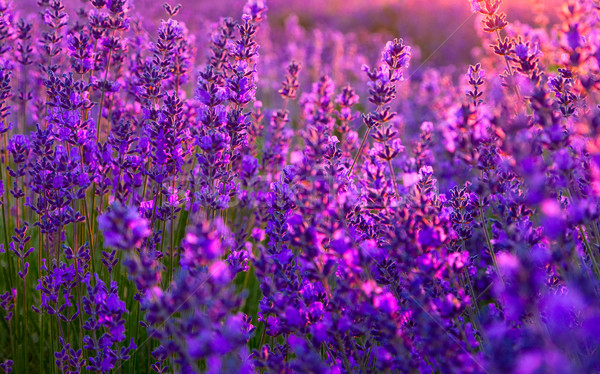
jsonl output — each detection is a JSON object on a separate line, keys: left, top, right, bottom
{"left": 0, "top": 289, "right": 16, "bottom": 321}
{"left": 243, "top": 0, "right": 268, "bottom": 23}
{"left": 181, "top": 219, "right": 231, "bottom": 269}
{"left": 98, "top": 203, "right": 151, "bottom": 251}
{"left": 0, "top": 360, "right": 13, "bottom": 374}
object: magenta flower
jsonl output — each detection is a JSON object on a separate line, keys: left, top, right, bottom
{"left": 98, "top": 203, "right": 151, "bottom": 251}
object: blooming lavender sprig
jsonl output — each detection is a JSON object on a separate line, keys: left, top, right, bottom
{"left": 82, "top": 273, "right": 136, "bottom": 372}
{"left": 0, "top": 1, "right": 13, "bottom": 61}
{"left": 0, "top": 65, "right": 11, "bottom": 133}
{"left": 0, "top": 288, "right": 15, "bottom": 321}
{"left": 54, "top": 336, "right": 85, "bottom": 374}
{"left": 335, "top": 84, "right": 359, "bottom": 155}
{"left": 39, "top": 0, "right": 68, "bottom": 74}
{"left": 262, "top": 61, "right": 301, "bottom": 176}
{"left": 349, "top": 38, "right": 411, "bottom": 201}
{"left": 470, "top": 0, "right": 525, "bottom": 102}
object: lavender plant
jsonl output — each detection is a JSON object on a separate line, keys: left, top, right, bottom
{"left": 1, "top": 0, "right": 600, "bottom": 373}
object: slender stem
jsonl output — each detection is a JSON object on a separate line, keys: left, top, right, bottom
{"left": 175, "top": 71, "right": 181, "bottom": 99}
{"left": 22, "top": 273, "right": 28, "bottom": 371}
{"left": 150, "top": 182, "right": 162, "bottom": 232}
{"left": 39, "top": 310, "right": 43, "bottom": 373}
{"left": 141, "top": 160, "right": 150, "bottom": 202}
{"left": 79, "top": 147, "right": 96, "bottom": 274}
{"left": 258, "top": 319, "right": 268, "bottom": 348}
{"left": 1, "top": 189, "right": 11, "bottom": 292}
{"left": 2, "top": 134, "right": 15, "bottom": 294}
{"left": 464, "top": 270, "right": 481, "bottom": 316}
{"left": 479, "top": 206, "right": 504, "bottom": 287}
{"left": 147, "top": 332, "right": 151, "bottom": 374}
{"left": 347, "top": 127, "right": 371, "bottom": 177}
{"left": 336, "top": 334, "right": 352, "bottom": 373}
{"left": 462, "top": 270, "right": 486, "bottom": 345}
{"left": 15, "top": 181, "right": 20, "bottom": 230}
{"left": 495, "top": 29, "right": 522, "bottom": 102}
{"left": 387, "top": 158, "right": 400, "bottom": 199}
{"left": 169, "top": 176, "right": 177, "bottom": 284}
{"left": 159, "top": 211, "right": 167, "bottom": 285}
{"left": 578, "top": 225, "right": 600, "bottom": 277}
{"left": 591, "top": 222, "right": 600, "bottom": 256}
{"left": 361, "top": 336, "right": 373, "bottom": 372}
{"left": 21, "top": 66, "right": 28, "bottom": 132}
{"left": 96, "top": 29, "right": 116, "bottom": 142}
{"left": 82, "top": 35, "right": 100, "bottom": 125}
{"left": 565, "top": 188, "right": 600, "bottom": 277}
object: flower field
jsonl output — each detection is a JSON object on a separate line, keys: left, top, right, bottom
{"left": 0, "top": 0, "right": 599, "bottom": 372}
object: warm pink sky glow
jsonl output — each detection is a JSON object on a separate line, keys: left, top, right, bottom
{"left": 18, "top": 0, "right": 564, "bottom": 67}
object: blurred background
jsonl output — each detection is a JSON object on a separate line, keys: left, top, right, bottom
{"left": 135, "top": 0, "right": 560, "bottom": 67}
{"left": 15, "top": 0, "right": 567, "bottom": 124}
{"left": 20, "top": 0, "right": 562, "bottom": 69}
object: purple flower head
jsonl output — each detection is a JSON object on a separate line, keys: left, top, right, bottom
{"left": 540, "top": 199, "right": 566, "bottom": 240}
{"left": 336, "top": 84, "right": 359, "bottom": 108}
{"left": 163, "top": 3, "right": 182, "bottom": 17}
{"left": 381, "top": 38, "right": 411, "bottom": 72}
{"left": 67, "top": 31, "right": 93, "bottom": 74}
{"left": 470, "top": 0, "right": 483, "bottom": 12}
{"left": 106, "top": 0, "right": 129, "bottom": 15}
{"left": 243, "top": 0, "right": 268, "bottom": 23}
{"left": 8, "top": 134, "right": 30, "bottom": 163}
{"left": 98, "top": 203, "right": 151, "bottom": 251}
{"left": 0, "top": 289, "right": 16, "bottom": 321}
{"left": 181, "top": 219, "right": 232, "bottom": 269}
{"left": 279, "top": 60, "right": 302, "bottom": 100}
{"left": 0, "top": 360, "right": 12, "bottom": 373}
{"left": 470, "top": 0, "right": 501, "bottom": 15}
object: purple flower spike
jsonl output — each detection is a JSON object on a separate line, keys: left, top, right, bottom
{"left": 98, "top": 203, "right": 151, "bottom": 251}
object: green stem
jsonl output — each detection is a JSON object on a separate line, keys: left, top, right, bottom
{"left": 479, "top": 206, "right": 504, "bottom": 287}
{"left": 565, "top": 188, "right": 600, "bottom": 277}
{"left": 495, "top": 29, "right": 522, "bottom": 102}
{"left": 336, "top": 334, "right": 352, "bottom": 373}
{"left": 347, "top": 127, "right": 371, "bottom": 177}
{"left": 169, "top": 176, "right": 177, "bottom": 285}
{"left": 79, "top": 147, "right": 96, "bottom": 274}
{"left": 387, "top": 158, "right": 400, "bottom": 199}
{"left": 22, "top": 273, "right": 28, "bottom": 371}
{"left": 96, "top": 30, "right": 116, "bottom": 142}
